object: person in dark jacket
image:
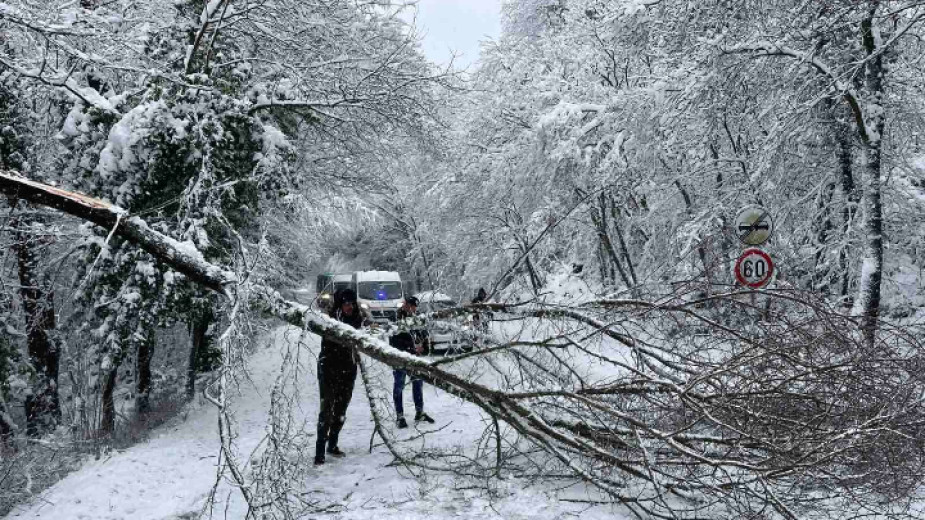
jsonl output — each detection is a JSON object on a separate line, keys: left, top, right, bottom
{"left": 390, "top": 296, "right": 435, "bottom": 428}
{"left": 472, "top": 287, "right": 487, "bottom": 304}
{"left": 470, "top": 287, "right": 489, "bottom": 332}
{"left": 315, "top": 288, "right": 363, "bottom": 465}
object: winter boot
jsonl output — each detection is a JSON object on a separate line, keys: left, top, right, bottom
{"left": 327, "top": 445, "right": 346, "bottom": 457}
{"left": 414, "top": 411, "right": 435, "bottom": 424}
{"left": 397, "top": 416, "right": 408, "bottom": 429}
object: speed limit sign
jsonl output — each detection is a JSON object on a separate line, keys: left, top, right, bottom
{"left": 734, "top": 248, "right": 775, "bottom": 289}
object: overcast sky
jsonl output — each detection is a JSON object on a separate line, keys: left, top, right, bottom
{"left": 404, "top": 0, "right": 502, "bottom": 70}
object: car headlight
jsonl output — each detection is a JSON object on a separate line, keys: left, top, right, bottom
{"left": 320, "top": 294, "right": 331, "bottom": 300}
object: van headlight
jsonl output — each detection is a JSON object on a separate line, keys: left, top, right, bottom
{"left": 360, "top": 302, "right": 369, "bottom": 310}
{"left": 320, "top": 294, "right": 331, "bottom": 300}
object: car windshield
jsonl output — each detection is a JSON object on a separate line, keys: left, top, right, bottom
{"left": 316, "top": 275, "right": 333, "bottom": 293}
{"left": 357, "top": 281, "right": 402, "bottom": 300}
{"left": 333, "top": 281, "right": 351, "bottom": 293}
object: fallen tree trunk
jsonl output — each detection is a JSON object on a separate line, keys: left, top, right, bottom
{"left": 0, "top": 170, "right": 656, "bottom": 503}
{"left": 3, "top": 170, "right": 923, "bottom": 520}
{"left": 0, "top": 172, "right": 235, "bottom": 294}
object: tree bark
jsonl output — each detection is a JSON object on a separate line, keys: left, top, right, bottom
{"left": 589, "top": 193, "right": 631, "bottom": 288}
{"left": 597, "top": 240, "right": 611, "bottom": 285}
{"left": 608, "top": 195, "right": 638, "bottom": 286}
{"left": 0, "top": 172, "right": 235, "bottom": 293}
{"left": 0, "top": 400, "right": 13, "bottom": 441}
{"left": 521, "top": 247, "right": 543, "bottom": 295}
{"left": 100, "top": 365, "right": 118, "bottom": 434}
{"left": 814, "top": 180, "right": 836, "bottom": 293}
{"left": 136, "top": 327, "right": 155, "bottom": 415}
{"left": 858, "top": 10, "right": 885, "bottom": 348}
{"left": 187, "top": 304, "right": 214, "bottom": 400}
{"left": 11, "top": 211, "right": 60, "bottom": 437}
{"left": 837, "top": 120, "right": 859, "bottom": 302}
{"left": 0, "top": 332, "right": 15, "bottom": 441}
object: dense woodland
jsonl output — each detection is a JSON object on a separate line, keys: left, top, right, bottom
{"left": 2, "top": 0, "right": 925, "bottom": 518}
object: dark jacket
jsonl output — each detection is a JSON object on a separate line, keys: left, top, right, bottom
{"left": 320, "top": 304, "right": 363, "bottom": 372}
{"left": 389, "top": 308, "right": 429, "bottom": 354}
{"left": 472, "top": 288, "right": 487, "bottom": 304}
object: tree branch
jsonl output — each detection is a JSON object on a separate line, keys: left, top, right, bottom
{"left": 721, "top": 42, "right": 871, "bottom": 145}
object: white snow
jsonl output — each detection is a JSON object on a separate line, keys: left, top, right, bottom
{"left": 58, "top": 104, "right": 90, "bottom": 139}
{"left": 537, "top": 101, "right": 605, "bottom": 130}
{"left": 65, "top": 79, "right": 116, "bottom": 113}
{"left": 260, "top": 124, "right": 290, "bottom": 152}
{"left": 6, "top": 324, "right": 626, "bottom": 520}
{"left": 412, "top": 290, "right": 455, "bottom": 304}
{"left": 97, "top": 102, "right": 160, "bottom": 180}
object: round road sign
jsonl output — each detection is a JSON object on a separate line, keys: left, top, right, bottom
{"left": 734, "top": 205, "right": 774, "bottom": 246}
{"left": 734, "top": 248, "right": 775, "bottom": 289}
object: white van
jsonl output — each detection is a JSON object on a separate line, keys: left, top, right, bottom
{"left": 316, "top": 273, "right": 354, "bottom": 310}
{"left": 352, "top": 270, "right": 404, "bottom": 323}
{"left": 332, "top": 273, "right": 352, "bottom": 295}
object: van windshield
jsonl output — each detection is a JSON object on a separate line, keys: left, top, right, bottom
{"left": 316, "top": 274, "right": 333, "bottom": 294}
{"left": 357, "top": 281, "right": 402, "bottom": 301}
{"left": 333, "top": 281, "right": 351, "bottom": 293}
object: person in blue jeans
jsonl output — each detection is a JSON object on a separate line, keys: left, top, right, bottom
{"left": 389, "top": 296, "right": 435, "bottom": 428}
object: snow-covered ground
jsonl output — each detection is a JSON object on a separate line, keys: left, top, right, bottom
{"left": 6, "top": 324, "right": 625, "bottom": 520}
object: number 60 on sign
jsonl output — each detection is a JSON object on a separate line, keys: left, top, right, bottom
{"left": 734, "top": 248, "right": 775, "bottom": 289}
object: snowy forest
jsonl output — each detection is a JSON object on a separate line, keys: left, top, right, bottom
{"left": 2, "top": 0, "right": 925, "bottom": 519}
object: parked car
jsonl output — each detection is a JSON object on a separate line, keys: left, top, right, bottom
{"left": 414, "top": 291, "right": 469, "bottom": 354}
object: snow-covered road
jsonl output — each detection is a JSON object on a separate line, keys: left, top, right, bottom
{"left": 6, "top": 324, "right": 622, "bottom": 520}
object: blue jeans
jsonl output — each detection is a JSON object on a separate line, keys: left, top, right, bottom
{"left": 393, "top": 369, "right": 423, "bottom": 416}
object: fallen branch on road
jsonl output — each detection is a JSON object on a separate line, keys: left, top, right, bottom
{"left": 3, "top": 169, "right": 924, "bottom": 520}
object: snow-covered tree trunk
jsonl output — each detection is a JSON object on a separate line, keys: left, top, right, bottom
{"left": 856, "top": 9, "right": 886, "bottom": 348}
{"left": 858, "top": 145, "right": 884, "bottom": 345}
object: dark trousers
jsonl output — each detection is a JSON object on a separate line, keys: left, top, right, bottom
{"left": 393, "top": 369, "right": 423, "bottom": 417}
{"left": 316, "top": 361, "right": 357, "bottom": 459}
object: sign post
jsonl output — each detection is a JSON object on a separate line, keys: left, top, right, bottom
{"left": 734, "top": 248, "right": 775, "bottom": 289}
